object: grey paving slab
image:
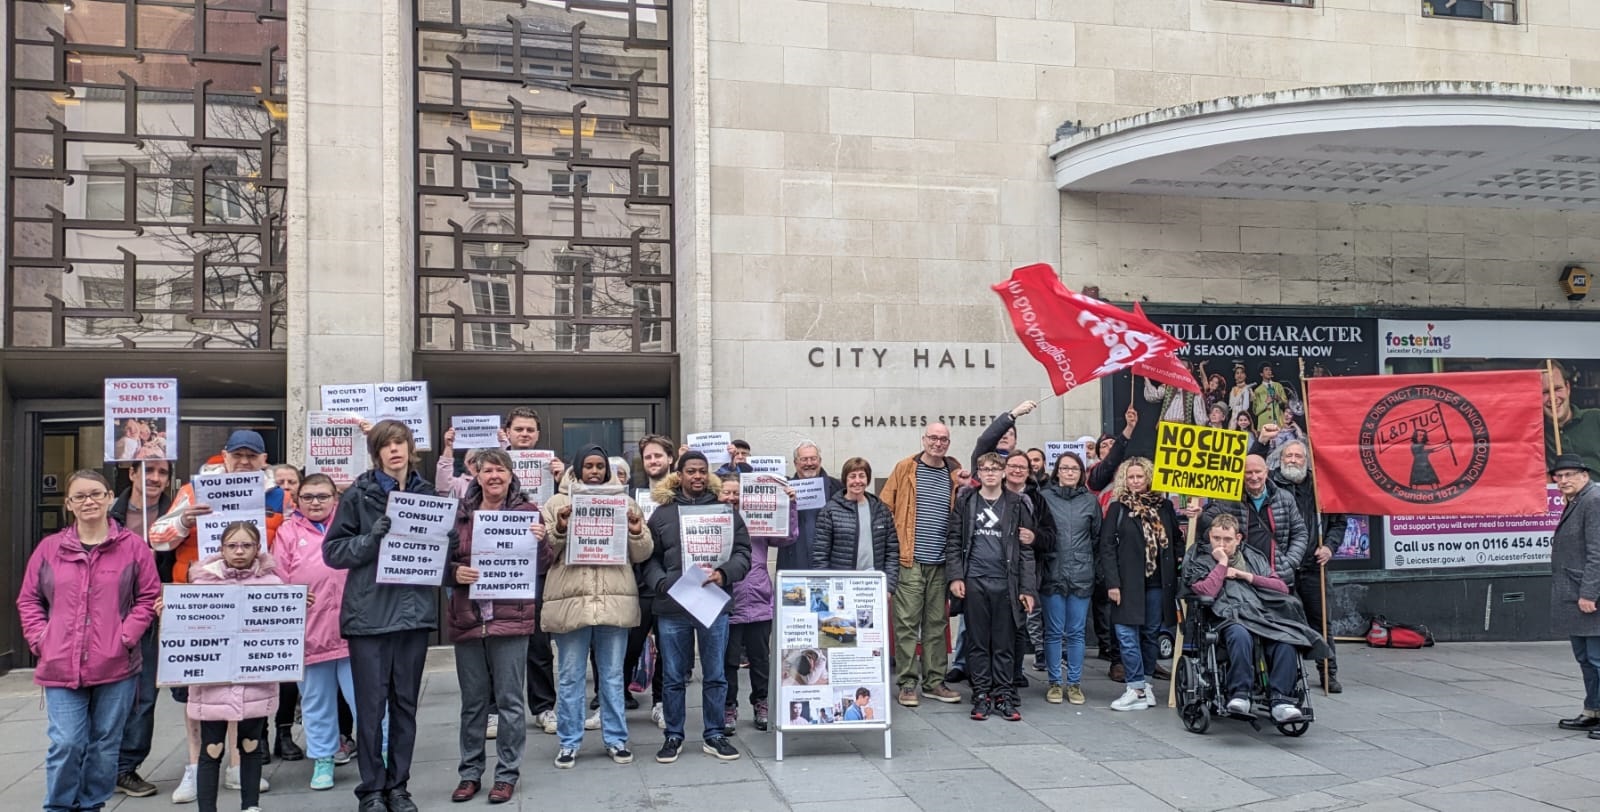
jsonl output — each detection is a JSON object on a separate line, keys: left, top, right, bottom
{"left": 1407, "top": 788, "right": 1566, "bottom": 811}
{"left": 1345, "top": 729, "right": 1493, "bottom": 767}
{"left": 888, "top": 767, "right": 1049, "bottom": 812}
{"left": 1323, "top": 776, "right": 1435, "bottom": 803}
{"left": 1477, "top": 765, "right": 1600, "bottom": 805}
{"left": 759, "top": 753, "right": 906, "bottom": 803}
{"left": 649, "top": 778, "right": 789, "bottom": 811}
{"left": 1103, "top": 757, "right": 1275, "bottom": 811}
{"left": 1237, "top": 790, "right": 1356, "bottom": 812}
{"left": 1030, "top": 783, "right": 1179, "bottom": 810}
{"left": 968, "top": 742, "right": 1124, "bottom": 790}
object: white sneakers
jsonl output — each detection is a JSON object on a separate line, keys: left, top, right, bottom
{"left": 224, "top": 765, "right": 269, "bottom": 792}
{"left": 1110, "top": 687, "right": 1155, "bottom": 711}
{"left": 651, "top": 702, "right": 665, "bottom": 729}
{"left": 1271, "top": 703, "right": 1305, "bottom": 723}
{"left": 1227, "top": 697, "right": 1253, "bottom": 715}
{"left": 172, "top": 765, "right": 198, "bottom": 803}
{"left": 486, "top": 712, "right": 498, "bottom": 740}
{"left": 538, "top": 709, "right": 558, "bottom": 734}
{"left": 585, "top": 710, "right": 601, "bottom": 731}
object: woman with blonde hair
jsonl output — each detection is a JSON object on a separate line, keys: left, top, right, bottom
{"left": 1097, "top": 457, "right": 1182, "bottom": 712}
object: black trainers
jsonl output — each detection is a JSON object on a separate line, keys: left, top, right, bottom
{"left": 970, "top": 695, "right": 991, "bottom": 721}
{"left": 703, "top": 737, "right": 740, "bottom": 761}
{"left": 995, "top": 698, "right": 1022, "bottom": 722}
{"left": 655, "top": 737, "right": 684, "bottom": 764}
{"left": 607, "top": 744, "right": 634, "bottom": 764}
{"left": 115, "top": 771, "right": 158, "bottom": 798}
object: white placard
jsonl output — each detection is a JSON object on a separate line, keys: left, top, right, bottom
{"left": 376, "top": 491, "right": 457, "bottom": 586}
{"left": 306, "top": 411, "right": 367, "bottom": 488}
{"left": 740, "top": 473, "right": 791, "bottom": 537}
{"left": 1045, "top": 441, "right": 1088, "bottom": 471}
{"left": 775, "top": 571, "right": 891, "bottom": 733}
{"left": 158, "top": 584, "right": 307, "bottom": 686}
{"left": 748, "top": 456, "right": 786, "bottom": 475}
{"left": 451, "top": 415, "right": 502, "bottom": 449}
{"left": 191, "top": 471, "right": 267, "bottom": 514}
{"left": 469, "top": 509, "right": 539, "bottom": 600}
{"left": 792, "top": 477, "right": 829, "bottom": 511}
{"left": 679, "top": 505, "right": 735, "bottom": 572}
{"left": 667, "top": 563, "right": 730, "bottom": 628}
{"left": 195, "top": 511, "right": 266, "bottom": 562}
{"left": 637, "top": 488, "right": 658, "bottom": 520}
{"left": 568, "top": 492, "right": 630, "bottom": 565}
{"left": 509, "top": 449, "right": 556, "bottom": 504}
{"left": 104, "top": 378, "right": 179, "bottom": 463}
{"left": 686, "top": 432, "right": 732, "bottom": 467}
{"left": 320, "top": 384, "right": 375, "bottom": 414}
{"left": 374, "top": 381, "right": 432, "bottom": 450}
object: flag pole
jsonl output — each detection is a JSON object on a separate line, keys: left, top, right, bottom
{"left": 1299, "top": 357, "right": 1330, "bottom": 697}
{"left": 1167, "top": 503, "right": 1198, "bottom": 709}
{"left": 1548, "top": 359, "right": 1564, "bottom": 455}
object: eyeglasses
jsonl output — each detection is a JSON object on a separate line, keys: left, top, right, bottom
{"left": 924, "top": 435, "right": 951, "bottom": 444}
{"left": 977, "top": 467, "right": 1004, "bottom": 474}
{"left": 221, "top": 542, "right": 258, "bottom": 552}
{"left": 66, "top": 490, "right": 110, "bottom": 505}
{"left": 299, "top": 493, "right": 335, "bottom": 503}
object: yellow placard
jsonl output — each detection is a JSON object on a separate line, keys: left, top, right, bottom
{"left": 1151, "top": 421, "right": 1249, "bottom": 501}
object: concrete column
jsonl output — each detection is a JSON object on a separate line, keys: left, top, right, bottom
{"left": 285, "top": 0, "right": 414, "bottom": 464}
{"left": 675, "top": 0, "right": 714, "bottom": 433}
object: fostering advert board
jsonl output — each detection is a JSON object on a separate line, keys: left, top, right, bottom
{"left": 771, "top": 569, "right": 892, "bottom": 760}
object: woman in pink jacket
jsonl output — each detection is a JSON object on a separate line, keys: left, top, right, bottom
{"left": 187, "top": 523, "right": 285, "bottom": 812}
{"left": 274, "top": 472, "right": 364, "bottom": 791}
{"left": 18, "top": 469, "right": 160, "bottom": 812}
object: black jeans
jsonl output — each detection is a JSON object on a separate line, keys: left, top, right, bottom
{"left": 1221, "top": 624, "right": 1299, "bottom": 705}
{"left": 724, "top": 620, "right": 772, "bottom": 708}
{"left": 527, "top": 598, "right": 557, "bottom": 715}
{"left": 348, "top": 629, "right": 430, "bottom": 800}
{"left": 1295, "top": 568, "right": 1336, "bottom": 676}
{"left": 198, "top": 716, "right": 267, "bottom": 812}
{"left": 1092, "top": 582, "right": 1118, "bottom": 657}
{"left": 623, "top": 598, "right": 664, "bottom": 703}
{"left": 275, "top": 682, "right": 299, "bottom": 729}
{"left": 117, "top": 622, "right": 159, "bottom": 775}
{"left": 966, "top": 579, "right": 1018, "bottom": 703}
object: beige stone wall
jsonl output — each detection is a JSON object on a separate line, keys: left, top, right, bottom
{"left": 700, "top": 0, "right": 1600, "bottom": 470}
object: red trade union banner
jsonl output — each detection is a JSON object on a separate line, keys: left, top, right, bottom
{"left": 1131, "top": 302, "right": 1200, "bottom": 394}
{"left": 992, "top": 264, "right": 1183, "bottom": 395}
{"left": 1307, "top": 370, "right": 1546, "bottom": 516}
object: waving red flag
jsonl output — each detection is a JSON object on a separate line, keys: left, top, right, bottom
{"left": 1130, "top": 302, "right": 1201, "bottom": 394}
{"left": 1306, "top": 370, "right": 1546, "bottom": 516}
{"left": 991, "top": 264, "right": 1183, "bottom": 395}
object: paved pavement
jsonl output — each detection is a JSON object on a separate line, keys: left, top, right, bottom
{"left": 2, "top": 641, "right": 1599, "bottom": 811}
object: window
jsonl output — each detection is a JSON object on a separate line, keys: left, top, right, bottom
{"left": 468, "top": 141, "right": 512, "bottom": 200}
{"left": 554, "top": 255, "right": 594, "bottom": 351}
{"left": 551, "top": 149, "right": 592, "bottom": 197}
{"left": 79, "top": 276, "right": 197, "bottom": 334}
{"left": 638, "top": 166, "right": 661, "bottom": 198}
{"left": 83, "top": 160, "right": 156, "bottom": 221}
{"left": 421, "top": 154, "right": 438, "bottom": 187}
{"left": 1422, "top": 0, "right": 1516, "bottom": 22}
{"left": 635, "top": 261, "right": 663, "bottom": 346}
{"left": 468, "top": 256, "right": 513, "bottom": 350}
{"left": 169, "top": 157, "right": 245, "bottom": 222}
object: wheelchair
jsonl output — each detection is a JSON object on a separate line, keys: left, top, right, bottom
{"left": 1173, "top": 594, "right": 1314, "bottom": 737}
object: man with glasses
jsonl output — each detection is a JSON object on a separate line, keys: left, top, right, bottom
{"left": 110, "top": 461, "right": 175, "bottom": 798}
{"left": 784, "top": 441, "right": 841, "bottom": 571}
{"left": 880, "top": 423, "right": 967, "bottom": 707}
{"left": 1550, "top": 454, "right": 1600, "bottom": 738}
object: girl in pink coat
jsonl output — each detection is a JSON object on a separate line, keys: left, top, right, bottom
{"left": 18, "top": 470, "right": 159, "bottom": 812}
{"left": 187, "top": 523, "right": 285, "bottom": 812}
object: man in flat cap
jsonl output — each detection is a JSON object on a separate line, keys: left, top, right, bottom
{"left": 1551, "top": 453, "right": 1600, "bottom": 739}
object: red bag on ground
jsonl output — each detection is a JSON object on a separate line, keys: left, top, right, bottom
{"left": 1366, "top": 615, "right": 1435, "bottom": 648}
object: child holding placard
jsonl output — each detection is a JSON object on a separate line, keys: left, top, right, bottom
{"left": 186, "top": 522, "right": 287, "bottom": 812}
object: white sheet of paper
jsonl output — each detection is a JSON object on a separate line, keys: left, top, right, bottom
{"left": 191, "top": 471, "right": 266, "bottom": 514}
{"left": 668, "top": 565, "right": 730, "bottom": 628}
{"left": 686, "top": 432, "right": 732, "bottom": 467}
{"left": 385, "top": 491, "right": 457, "bottom": 538}
{"left": 748, "top": 456, "right": 786, "bottom": 475}
{"left": 792, "top": 477, "right": 828, "bottom": 511}
{"left": 451, "top": 415, "right": 502, "bottom": 449}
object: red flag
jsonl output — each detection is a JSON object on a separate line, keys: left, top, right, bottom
{"left": 991, "top": 264, "right": 1182, "bottom": 395}
{"left": 1306, "top": 370, "right": 1546, "bottom": 516}
{"left": 1130, "top": 302, "right": 1201, "bottom": 394}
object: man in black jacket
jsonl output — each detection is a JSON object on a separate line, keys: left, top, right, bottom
{"left": 785, "top": 441, "right": 842, "bottom": 571}
{"left": 1269, "top": 440, "right": 1347, "bottom": 692}
{"left": 643, "top": 451, "right": 753, "bottom": 765}
{"left": 1199, "top": 455, "right": 1309, "bottom": 587}
{"left": 946, "top": 453, "right": 1038, "bottom": 723}
{"left": 111, "top": 461, "right": 174, "bottom": 798}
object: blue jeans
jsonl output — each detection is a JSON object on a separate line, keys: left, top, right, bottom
{"left": 1113, "top": 587, "right": 1165, "bottom": 691}
{"left": 1043, "top": 593, "right": 1091, "bottom": 686}
{"left": 45, "top": 675, "right": 138, "bottom": 812}
{"left": 658, "top": 613, "right": 729, "bottom": 742}
{"left": 1573, "top": 636, "right": 1600, "bottom": 712}
{"left": 302, "top": 658, "right": 359, "bottom": 760}
{"left": 118, "top": 622, "right": 160, "bottom": 775}
{"left": 555, "top": 626, "right": 630, "bottom": 750}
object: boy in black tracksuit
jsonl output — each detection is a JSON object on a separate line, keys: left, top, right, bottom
{"left": 945, "top": 453, "right": 1039, "bottom": 722}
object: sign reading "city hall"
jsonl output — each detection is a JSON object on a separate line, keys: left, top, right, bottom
{"left": 806, "top": 346, "right": 997, "bottom": 369}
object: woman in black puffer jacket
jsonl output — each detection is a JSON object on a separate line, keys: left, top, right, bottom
{"left": 1036, "top": 452, "right": 1101, "bottom": 705}
{"left": 810, "top": 457, "right": 898, "bottom": 592}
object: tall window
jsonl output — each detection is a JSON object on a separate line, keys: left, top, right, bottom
{"left": 415, "top": 0, "right": 673, "bottom": 354}
{"left": 6, "top": 0, "right": 289, "bottom": 349}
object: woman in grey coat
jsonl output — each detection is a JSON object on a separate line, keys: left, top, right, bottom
{"left": 810, "top": 457, "right": 898, "bottom": 592}
{"left": 1550, "top": 454, "right": 1600, "bottom": 737}
{"left": 1037, "top": 452, "right": 1100, "bottom": 705}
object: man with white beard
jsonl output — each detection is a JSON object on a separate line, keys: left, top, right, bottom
{"left": 1269, "top": 440, "right": 1347, "bottom": 693}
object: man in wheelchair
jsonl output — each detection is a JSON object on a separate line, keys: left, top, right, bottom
{"left": 1182, "top": 513, "right": 1330, "bottom": 727}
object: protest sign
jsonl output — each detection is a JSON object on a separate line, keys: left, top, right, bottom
{"left": 637, "top": 488, "right": 658, "bottom": 520}
{"left": 195, "top": 513, "right": 266, "bottom": 561}
{"left": 376, "top": 491, "right": 457, "bottom": 586}
{"left": 792, "top": 477, "right": 828, "bottom": 511}
{"left": 740, "top": 473, "right": 791, "bottom": 537}
{"left": 686, "top": 432, "right": 732, "bottom": 467}
{"left": 306, "top": 411, "right": 366, "bottom": 488}
{"left": 748, "top": 456, "right": 786, "bottom": 475}
{"left": 568, "top": 491, "right": 630, "bottom": 565}
{"left": 190, "top": 471, "right": 269, "bottom": 559}
{"left": 320, "top": 384, "right": 375, "bottom": 414}
{"left": 774, "top": 571, "right": 891, "bottom": 738}
{"left": 158, "top": 584, "right": 307, "bottom": 686}
{"left": 509, "top": 449, "right": 556, "bottom": 504}
{"left": 679, "top": 505, "right": 735, "bottom": 572}
{"left": 104, "top": 378, "right": 179, "bottom": 462}
{"left": 667, "top": 563, "right": 731, "bottom": 628}
{"left": 451, "top": 415, "right": 501, "bottom": 449}
{"left": 375, "top": 381, "right": 432, "bottom": 450}
{"left": 1151, "top": 421, "right": 1249, "bottom": 501}
{"left": 469, "top": 509, "right": 540, "bottom": 600}
{"left": 1044, "top": 441, "right": 1088, "bottom": 471}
